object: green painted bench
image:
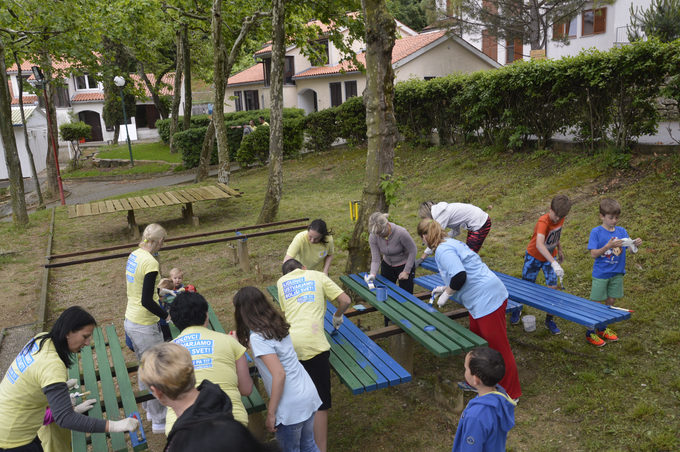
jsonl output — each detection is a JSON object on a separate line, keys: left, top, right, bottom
{"left": 69, "top": 325, "right": 147, "bottom": 452}
{"left": 267, "top": 285, "right": 411, "bottom": 395}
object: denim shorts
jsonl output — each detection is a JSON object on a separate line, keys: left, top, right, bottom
{"left": 521, "top": 252, "right": 558, "bottom": 287}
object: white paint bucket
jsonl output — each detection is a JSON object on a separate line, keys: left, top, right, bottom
{"left": 522, "top": 315, "right": 536, "bottom": 332}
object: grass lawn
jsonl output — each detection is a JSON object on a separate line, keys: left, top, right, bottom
{"left": 62, "top": 162, "right": 174, "bottom": 178}
{"left": 95, "top": 141, "right": 182, "bottom": 163}
{"left": 2, "top": 142, "right": 679, "bottom": 451}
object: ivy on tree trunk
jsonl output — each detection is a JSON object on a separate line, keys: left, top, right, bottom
{"left": 40, "top": 49, "right": 59, "bottom": 199}
{"left": 345, "top": 0, "right": 398, "bottom": 275}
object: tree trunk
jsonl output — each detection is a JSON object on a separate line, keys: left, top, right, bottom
{"left": 137, "top": 63, "right": 170, "bottom": 119}
{"left": 345, "top": 0, "right": 398, "bottom": 275}
{"left": 14, "top": 52, "right": 45, "bottom": 210}
{"left": 169, "top": 29, "right": 184, "bottom": 153}
{"left": 113, "top": 124, "right": 120, "bottom": 145}
{"left": 195, "top": 118, "right": 216, "bottom": 182}
{"left": 528, "top": 0, "right": 542, "bottom": 50}
{"left": 40, "top": 50, "right": 59, "bottom": 198}
{"left": 0, "top": 38, "right": 29, "bottom": 225}
{"left": 212, "top": 0, "right": 230, "bottom": 184}
{"left": 257, "top": 0, "right": 285, "bottom": 224}
{"left": 182, "top": 24, "right": 192, "bottom": 131}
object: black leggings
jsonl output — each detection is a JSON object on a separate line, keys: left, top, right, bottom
{"left": 380, "top": 261, "right": 415, "bottom": 294}
{"left": 1, "top": 436, "right": 43, "bottom": 452}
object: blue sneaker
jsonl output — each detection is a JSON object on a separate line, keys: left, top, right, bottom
{"left": 545, "top": 320, "right": 561, "bottom": 335}
{"left": 510, "top": 311, "right": 520, "bottom": 325}
{"left": 457, "top": 381, "right": 478, "bottom": 393}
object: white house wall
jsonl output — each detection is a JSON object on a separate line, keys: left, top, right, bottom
{"left": 395, "top": 38, "right": 496, "bottom": 80}
{"left": 295, "top": 75, "right": 366, "bottom": 112}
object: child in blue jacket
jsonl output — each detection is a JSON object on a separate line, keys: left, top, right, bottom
{"left": 452, "top": 347, "right": 516, "bottom": 452}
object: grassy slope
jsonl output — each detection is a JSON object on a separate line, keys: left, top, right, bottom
{"left": 4, "top": 143, "right": 679, "bottom": 451}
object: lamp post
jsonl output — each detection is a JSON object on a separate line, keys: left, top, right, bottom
{"left": 31, "top": 66, "right": 65, "bottom": 205}
{"left": 113, "top": 76, "right": 134, "bottom": 166}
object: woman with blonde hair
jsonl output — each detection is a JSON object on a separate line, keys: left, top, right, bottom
{"left": 417, "top": 219, "right": 521, "bottom": 401}
{"left": 124, "top": 223, "right": 169, "bottom": 433}
{"left": 363, "top": 213, "right": 418, "bottom": 295}
{"left": 139, "top": 342, "right": 277, "bottom": 452}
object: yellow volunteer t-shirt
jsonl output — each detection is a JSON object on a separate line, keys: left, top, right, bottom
{"left": 166, "top": 326, "right": 248, "bottom": 433}
{"left": 286, "top": 231, "right": 334, "bottom": 272}
{"left": 125, "top": 248, "right": 162, "bottom": 325}
{"left": 277, "top": 269, "right": 344, "bottom": 361}
{"left": 0, "top": 336, "right": 67, "bottom": 448}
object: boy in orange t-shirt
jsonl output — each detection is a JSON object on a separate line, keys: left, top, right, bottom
{"left": 514, "top": 195, "right": 572, "bottom": 334}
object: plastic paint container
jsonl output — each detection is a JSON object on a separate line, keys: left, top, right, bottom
{"left": 522, "top": 315, "right": 536, "bottom": 332}
{"left": 376, "top": 285, "right": 388, "bottom": 302}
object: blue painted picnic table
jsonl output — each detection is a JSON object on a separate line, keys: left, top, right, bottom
{"left": 418, "top": 257, "right": 631, "bottom": 331}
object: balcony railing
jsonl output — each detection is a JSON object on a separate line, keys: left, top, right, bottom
{"left": 615, "top": 25, "right": 646, "bottom": 45}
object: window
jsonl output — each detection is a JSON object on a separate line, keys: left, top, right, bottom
{"left": 234, "top": 91, "right": 243, "bottom": 112}
{"left": 505, "top": 38, "right": 523, "bottom": 64}
{"left": 284, "top": 56, "right": 295, "bottom": 85}
{"left": 75, "top": 74, "right": 98, "bottom": 90}
{"left": 330, "top": 82, "right": 342, "bottom": 107}
{"left": 37, "top": 85, "right": 70, "bottom": 109}
{"left": 345, "top": 81, "right": 357, "bottom": 100}
{"left": 135, "top": 105, "right": 160, "bottom": 128}
{"left": 424, "top": 77, "right": 437, "bottom": 81}
{"left": 244, "top": 90, "right": 259, "bottom": 111}
{"left": 311, "top": 39, "right": 330, "bottom": 66}
{"left": 553, "top": 17, "right": 577, "bottom": 39}
{"left": 582, "top": 8, "right": 607, "bottom": 36}
{"left": 482, "top": 30, "right": 498, "bottom": 61}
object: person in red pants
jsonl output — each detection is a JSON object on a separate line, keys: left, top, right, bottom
{"left": 417, "top": 219, "right": 521, "bottom": 401}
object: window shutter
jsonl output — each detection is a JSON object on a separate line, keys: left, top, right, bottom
{"left": 594, "top": 8, "right": 607, "bottom": 34}
{"left": 253, "top": 90, "right": 260, "bottom": 110}
{"left": 482, "top": 30, "right": 497, "bottom": 61}
{"left": 147, "top": 105, "right": 158, "bottom": 129}
{"left": 514, "top": 38, "right": 523, "bottom": 62}
{"left": 553, "top": 22, "right": 564, "bottom": 40}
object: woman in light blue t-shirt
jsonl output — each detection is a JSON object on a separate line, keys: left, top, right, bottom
{"left": 233, "top": 287, "right": 322, "bottom": 452}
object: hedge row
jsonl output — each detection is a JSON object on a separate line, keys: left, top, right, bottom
{"left": 393, "top": 38, "right": 678, "bottom": 150}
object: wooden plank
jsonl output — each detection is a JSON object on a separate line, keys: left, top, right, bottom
{"left": 120, "top": 198, "right": 133, "bottom": 211}
{"left": 163, "top": 191, "right": 182, "bottom": 204}
{"left": 80, "top": 344, "right": 110, "bottom": 451}
{"left": 97, "top": 201, "right": 107, "bottom": 214}
{"left": 150, "top": 194, "right": 164, "bottom": 206}
{"left": 328, "top": 352, "right": 364, "bottom": 395}
{"left": 217, "top": 183, "right": 241, "bottom": 196}
{"left": 157, "top": 192, "right": 176, "bottom": 205}
{"left": 112, "top": 199, "right": 125, "bottom": 212}
{"left": 177, "top": 190, "right": 197, "bottom": 202}
{"left": 68, "top": 363, "right": 88, "bottom": 451}
{"left": 204, "top": 186, "right": 230, "bottom": 199}
{"left": 83, "top": 203, "right": 92, "bottom": 216}
{"left": 105, "top": 325, "right": 148, "bottom": 451}
{"left": 172, "top": 191, "right": 190, "bottom": 203}
{"left": 142, "top": 195, "right": 157, "bottom": 207}
{"left": 91, "top": 202, "right": 100, "bottom": 215}
{"left": 207, "top": 304, "right": 226, "bottom": 334}
{"left": 92, "top": 328, "right": 128, "bottom": 451}
{"left": 133, "top": 197, "right": 149, "bottom": 209}
{"left": 185, "top": 188, "right": 206, "bottom": 200}
{"left": 105, "top": 200, "right": 116, "bottom": 213}
{"left": 128, "top": 197, "right": 141, "bottom": 210}
{"left": 322, "top": 320, "right": 380, "bottom": 392}
{"left": 68, "top": 205, "right": 77, "bottom": 219}
{"left": 76, "top": 204, "right": 84, "bottom": 217}
{"left": 195, "top": 187, "right": 217, "bottom": 200}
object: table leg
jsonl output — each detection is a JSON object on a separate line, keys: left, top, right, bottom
{"left": 389, "top": 332, "right": 414, "bottom": 375}
{"left": 127, "top": 210, "right": 139, "bottom": 239}
{"left": 182, "top": 202, "right": 194, "bottom": 224}
{"left": 237, "top": 239, "right": 250, "bottom": 272}
{"left": 226, "top": 244, "right": 239, "bottom": 265}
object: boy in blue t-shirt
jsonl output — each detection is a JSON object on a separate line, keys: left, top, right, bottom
{"left": 452, "top": 347, "right": 516, "bottom": 452}
{"left": 586, "top": 198, "right": 642, "bottom": 346}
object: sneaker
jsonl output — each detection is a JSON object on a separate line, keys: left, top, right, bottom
{"left": 544, "top": 320, "right": 561, "bottom": 335}
{"left": 586, "top": 333, "right": 606, "bottom": 347}
{"left": 457, "top": 381, "right": 478, "bottom": 393}
{"left": 597, "top": 328, "right": 618, "bottom": 341}
{"left": 510, "top": 311, "right": 520, "bottom": 325}
{"left": 152, "top": 423, "right": 166, "bottom": 434}
{"left": 512, "top": 398, "right": 520, "bottom": 404}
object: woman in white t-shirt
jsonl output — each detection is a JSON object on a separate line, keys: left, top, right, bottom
{"left": 233, "top": 287, "right": 322, "bottom": 452}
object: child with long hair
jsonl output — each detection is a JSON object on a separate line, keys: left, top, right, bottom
{"left": 233, "top": 287, "right": 322, "bottom": 452}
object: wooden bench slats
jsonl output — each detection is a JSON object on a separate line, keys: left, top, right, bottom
{"left": 98, "top": 201, "right": 108, "bottom": 214}
{"left": 328, "top": 353, "right": 364, "bottom": 395}
{"left": 177, "top": 190, "right": 197, "bottom": 202}
{"left": 83, "top": 203, "right": 92, "bottom": 216}
{"left": 199, "top": 187, "right": 220, "bottom": 200}
{"left": 207, "top": 304, "right": 226, "bottom": 334}
{"left": 92, "top": 328, "right": 128, "bottom": 451}
{"left": 105, "top": 325, "right": 149, "bottom": 451}
{"left": 156, "top": 192, "right": 175, "bottom": 205}
{"left": 105, "top": 200, "right": 116, "bottom": 213}
{"left": 142, "top": 195, "right": 157, "bottom": 208}
{"left": 68, "top": 205, "right": 77, "bottom": 218}
{"left": 164, "top": 192, "right": 182, "bottom": 204}
{"left": 80, "top": 343, "right": 111, "bottom": 451}
{"left": 205, "top": 186, "right": 230, "bottom": 199}
{"left": 185, "top": 188, "right": 207, "bottom": 200}
{"left": 75, "top": 204, "right": 84, "bottom": 217}
{"left": 112, "top": 199, "right": 125, "bottom": 211}
{"left": 67, "top": 364, "right": 88, "bottom": 451}
{"left": 323, "top": 323, "right": 378, "bottom": 392}
{"left": 172, "top": 191, "right": 190, "bottom": 203}
{"left": 120, "top": 198, "right": 133, "bottom": 210}
{"left": 134, "top": 197, "right": 149, "bottom": 209}
{"left": 218, "top": 183, "right": 241, "bottom": 196}
{"left": 127, "top": 197, "right": 140, "bottom": 210}
{"left": 149, "top": 194, "right": 165, "bottom": 206}
{"left": 91, "top": 202, "right": 100, "bottom": 215}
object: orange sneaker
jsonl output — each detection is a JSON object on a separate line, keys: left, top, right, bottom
{"left": 586, "top": 333, "right": 606, "bottom": 347}
{"left": 597, "top": 328, "right": 618, "bottom": 341}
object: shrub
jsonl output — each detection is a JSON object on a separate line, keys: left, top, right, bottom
{"left": 173, "top": 127, "right": 218, "bottom": 169}
{"left": 304, "top": 107, "right": 338, "bottom": 152}
{"left": 59, "top": 121, "right": 92, "bottom": 142}
{"left": 335, "top": 96, "right": 367, "bottom": 146}
{"left": 236, "top": 126, "right": 270, "bottom": 166}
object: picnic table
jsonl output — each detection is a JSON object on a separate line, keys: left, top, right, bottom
{"left": 67, "top": 184, "right": 243, "bottom": 237}
{"left": 68, "top": 325, "right": 147, "bottom": 452}
{"left": 340, "top": 274, "right": 487, "bottom": 370}
{"left": 266, "top": 285, "right": 411, "bottom": 395}
{"left": 417, "top": 257, "right": 631, "bottom": 331}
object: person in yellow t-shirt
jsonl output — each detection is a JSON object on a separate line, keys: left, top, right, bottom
{"left": 276, "top": 259, "right": 351, "bottom": 452}
{"left": 124, "top": 223, "right": 169, "bottom": 434}
{"left": 283, "top": 219, "right": 335, "bottom": 275}
{"left": 0, "top": 307, "right": 139, "bottom": 450}
{"left": 166, "top": 292, "right": 253, "bottom": 434}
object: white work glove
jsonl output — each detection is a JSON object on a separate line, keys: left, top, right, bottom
{"left": 437, "top": 290, "right": 451, "bottom": 308}
{"left": 414, "top": 258, "right": 424, "bottom": 267}
{"left": 75, "top": 399, "right": 97, "bottom": 414}
{"left": 620, "top": 238, "right": 638, "bottom": 253}
{"left": 364, "top": 274, "right": 375, "bottom": 283}
{"left": 431, "top": 286, "right": 446, "bottom": 298}
{"left": 159, "top": 288, "right": 175, "bottom": 297}
{"left": 109, "top": 418, "right": 140, "bottom": 433}
{"left": 550, "top": 261, "right": 564, "bottom": 278}
{"left": 66, "top": 378, "right": 79, "bottom": 390}
{"left": 332, "top": 315, "right": 343, "bottom": 330}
